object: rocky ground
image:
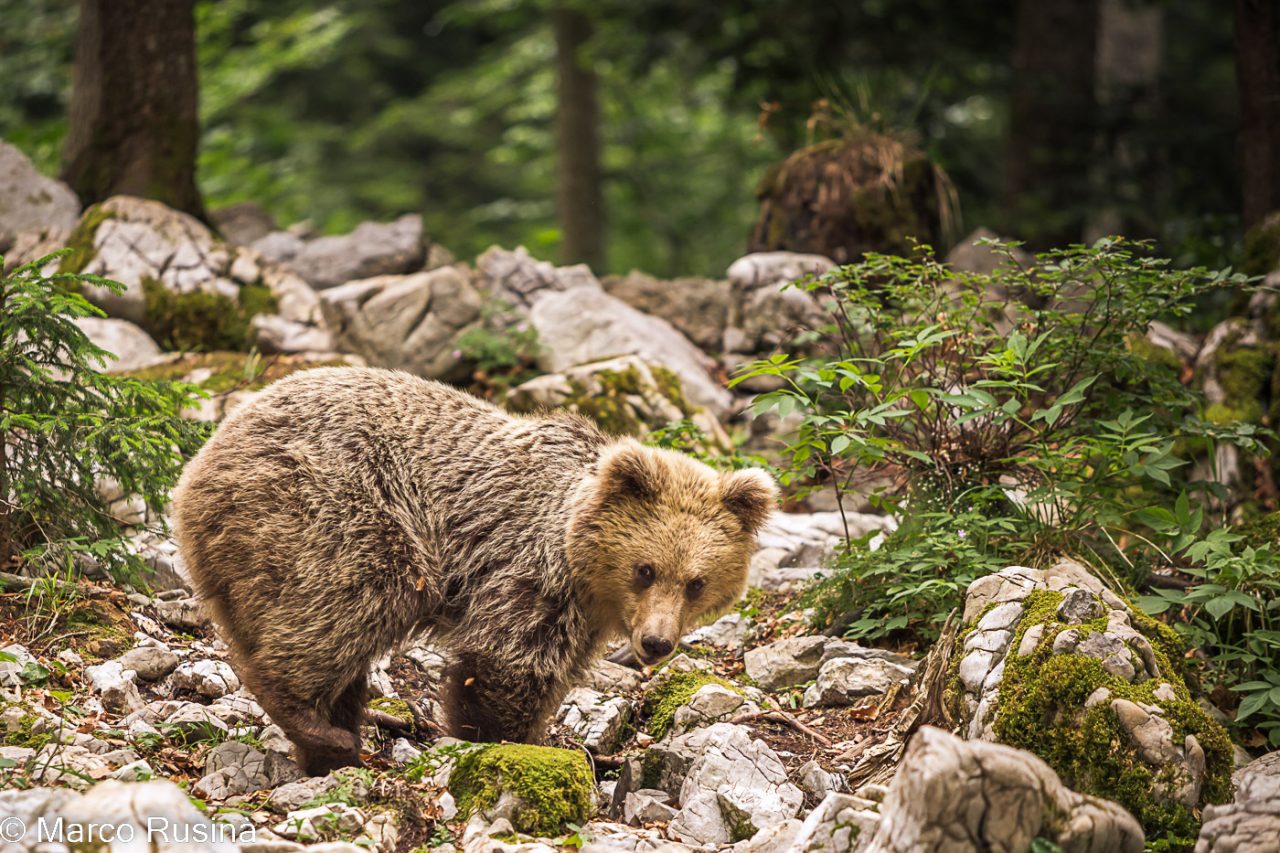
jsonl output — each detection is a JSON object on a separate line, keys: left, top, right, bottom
{"left": 4, "top": 516, "right": 1278, "bottom": 852}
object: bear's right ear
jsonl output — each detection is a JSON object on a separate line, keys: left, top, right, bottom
{"left": 597, "top": 443, "right": 664, "bottom": 502}
{"left": 719, "top": 467, "right": 778, "bottom": 534}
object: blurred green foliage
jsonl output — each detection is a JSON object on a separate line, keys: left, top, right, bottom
{"left": 0, "top": 0, "right": 1245, "bottom": 276}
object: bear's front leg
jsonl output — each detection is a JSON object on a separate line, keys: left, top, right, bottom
{"left": 441, "top": 650, "right": 565, "bottom": 744}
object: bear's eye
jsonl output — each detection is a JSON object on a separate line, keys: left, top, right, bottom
{"left": 686, "top": 577, "right": 705, "bottom": 597}
{"left": 634, "top": 563, "right": 655, "bottom": 587}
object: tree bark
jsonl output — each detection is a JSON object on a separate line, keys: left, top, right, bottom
{"left": 1006, "top": 0, "right": 1101, "bottom": 248}
{"left": 1235, "top": 0, "right": 1280, "bottom": 230}
{"left": 62, "top": 0, "right": 204, "bottom": 218}
{"left": 553, "top": 4, "right": 604, "bottom": 270}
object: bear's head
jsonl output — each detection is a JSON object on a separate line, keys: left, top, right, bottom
{"left": 568, "top": 440, "right": 777, "bottom": 666}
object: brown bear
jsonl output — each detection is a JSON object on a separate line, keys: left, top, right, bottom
{"left": 172, "top": 367, "right": 775, "bottom": 774}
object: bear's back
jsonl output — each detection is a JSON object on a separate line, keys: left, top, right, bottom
{"left": 174, "top": 367, "right": 609, "bottom": 592}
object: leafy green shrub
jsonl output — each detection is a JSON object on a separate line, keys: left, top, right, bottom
{"left": 737, "top": 236, "right": 1280, "bottom": 743}
{"left": 1140, "top": 506, "right": 1280, "bottom": 746}
{"left": 734, "top": 238, "right": 1256, "bottom": 640}
{"left": 0, "top": 250, "right": 209, "bottom": 582}
{"left": 454, "top": 303, "right": 542, "bottom": 396}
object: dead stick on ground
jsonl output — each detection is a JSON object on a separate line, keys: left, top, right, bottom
{"left": 729, "top": 710, "right": 833, "bottom": 747}
{"left": 587, "top": 752, "right": 628, "bottom": 768}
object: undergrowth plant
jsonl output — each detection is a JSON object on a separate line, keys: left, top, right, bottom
{"left": 1140, "top": 503, "right": 1280, "bottom": 746}
{"left": 0, "top": 250, "right": 209, "bottom": 584}
{"left": 733, "top": 239, "right": 1252, "bottom": 624}
{"left": 454, "top": 300, "right": 542, "bottom": 397}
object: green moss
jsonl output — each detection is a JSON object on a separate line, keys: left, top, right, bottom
{"left": 990, "top": 589, "right": 1232, "bottom": 847}
{"left": 1242, "top": 211, "right": 1280, "bottom": 277}
{"left": 142, "top": 277, "right": 277, "bottom": 352}
{"left": 1208, "top": 345, "right": 1273, "bottom": 425}
{"left": 1205, "top": 402, "right": 1260, "bottom": 426}
{"left": 123, "top": 351, "right": 346, "bottom": 394}
{"left": 571, "top": 379, "right": 644, "bottom": 436}
{"left": 63, "top": 605, "right": 132, "bottom": 659}
{"left": 728, "top": 811, "right": 757, "bottom": 843}
{"left": 1235, "top": 509, "right": 1280, "bottom": 551}
{"left": 639, "top": 750, "right": 665, "bottom": 791}
{"left": 1127, "top": 334, "right": 1183, "bottom": 374}
{"left": 367, "top": 697, "right": 414, "bottom": 725}
{"left": 1, "top": 708, "right": 52, "bottom": 750}
{"left": 642, "top": 670, "right": 744, "bottom": 740}
{"left": 449, "top": 744, "right": 594, "bottom": 837}
{"left": 650, "top": 365, "right": 695, "bottom": 417}
{"left": 57, "top": 204, "right": 114, "bottom": 275}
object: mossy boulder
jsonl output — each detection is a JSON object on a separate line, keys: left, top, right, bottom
{"left": 448, "top": 743, "right": 595, "bottom": 836}
{"left": 641, "top": 657, "right": 745, "bottom": 741}
{"left": 507, "top": 355, "right": 732, "bottom": 453}
{"left": 949, "top": 562, "right": 1232, "bottom": 849}
{"left": 121, "top": 351, "right": 356, "bottom": 422}
{"left": 1242, "top": 211, "right": 1280, "bottom": 277}
{"left": 56, "top": 196, "right": 324, "bottom": 353}
{"left": 366, "top": 697, "right": 414, "bottom": 727}
{"left": 1197, "top": 318, "right": 1275, "bottom": 428}
{"left": 749, "top": 131, "right": 954, "bottom": 264}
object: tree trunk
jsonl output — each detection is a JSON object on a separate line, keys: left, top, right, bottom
{"left": 1086, "top": 0, "right": 1164, "bottom": 242}
{"left": 553, "top": 4, "right": 604, "bottom": 270}
{"left": 1235, "top": 0, "right": 1280, "bottom": 230}
{"left": 1006, "top": 0, "right": 1101, "bottom": 248}
{"left": 62, "top": 0, "right": 204, "bottom": 218}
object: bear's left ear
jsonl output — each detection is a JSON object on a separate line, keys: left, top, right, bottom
{"left": 719, "top": 468, "right": 778, "bottom": 534}
{"left": 598, "top": 442, "right": 665, "bottom": 502}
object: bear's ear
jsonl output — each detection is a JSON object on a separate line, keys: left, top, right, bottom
{"left": 719, "top": 468, "right": 778, "bottom": 533}
{"left": 598, "top": 443, "right": 665, "bottom": 502}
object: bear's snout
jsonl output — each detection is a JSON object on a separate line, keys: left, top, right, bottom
{"left": 640, "top": 635, "right": 674, "bottom": 660}
{"left": 632, "top": 612, "right": 680, "bottom": 666}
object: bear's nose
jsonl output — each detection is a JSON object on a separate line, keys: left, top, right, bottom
{"left": 641, "top": 635, "right": 673, "bottom": 659}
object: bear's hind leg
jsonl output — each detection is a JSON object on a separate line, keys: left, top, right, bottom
{"left": 248, "top": 666, "right": 363, "bottom": 776}
{"left": 441, "top": 652, "right": 560, "bottom": 744}
{"left": 328, "top": 673, "right": 370, "bottom": 744}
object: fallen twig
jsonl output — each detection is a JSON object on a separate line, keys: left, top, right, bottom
{"left": 586, "top": 752, "right": 629, "bottom": 768}
{"left": 729, "top": 709, "right": 833, "bottom": 747}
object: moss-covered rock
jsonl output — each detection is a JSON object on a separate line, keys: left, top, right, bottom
{"left": 0, "top": 707, "right": 52, "bottom": 750}
{"left": 1235, "top": 509, "right": 1280, "bottom": 550}
{"left": 448, "top": 743, "right": 595, "bottom": 837}
{"left": 1242, "top": 211, "right": 1280, "bottom": 277}
{"left": 53, "top": 196, "right": 308, "bottom": 352}
{"left": 122, "top": 351, "right": 350, "bottom": 396}
{"left": 641, "top": 665, "right": 745, "bottom": 741}
{"left": 57, "top": 203, "right": 114, "bottom": 276}
{"left": 506, "top": 355, "right": 731, "bottom": 453}
{"left": 1210, "top": 345, "right": 1273, "bottom": 425}
{"left": 142, "top": 276, "right": 277, "bottom": 352}
{"left": 749, "top": 131, "right": 954, "bottom": 264}
{"left": 367, "top": 697, "right": 414, "bottom": 726}
{"left": 949, "top": 564, "right": 1232, "bottom": 850}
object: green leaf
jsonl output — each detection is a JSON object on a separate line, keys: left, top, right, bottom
{"left": 19, "top": 661, "right": 49, "bottom": 686}
{"left": 1134, "top": 507, "right": 1177, "bottom": 531}
{"left": 1136, "top": 595, "right": 1173, "bottom": 614}
{"left": 1204, "top": 596, "right": 1237, "bottom": 621}
{"left": 1056, "top": 375, "right": 1098, "bottom": 406}
{"left": 1235, "top": 691, "right": 1269, "bottom": 721}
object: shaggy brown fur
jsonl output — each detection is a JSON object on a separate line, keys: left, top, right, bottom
{"left": 172, "top": 367, "right": 775, "bottom": 774}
